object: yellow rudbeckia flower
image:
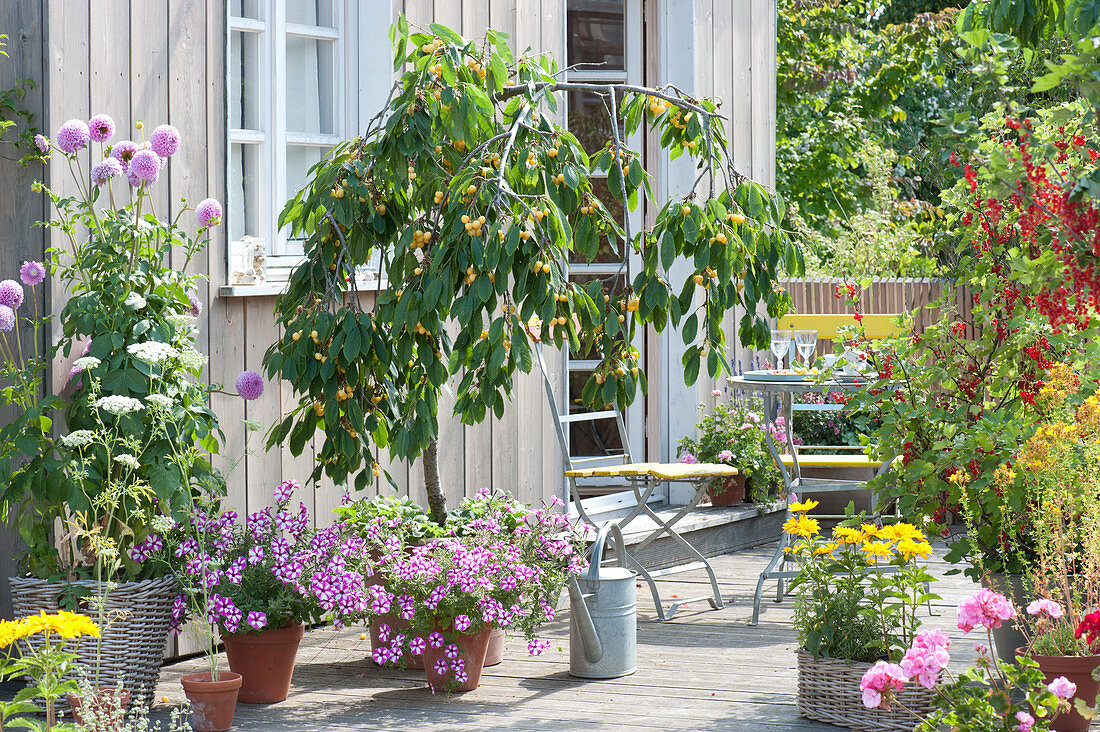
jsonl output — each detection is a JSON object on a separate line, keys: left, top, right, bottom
{"left": 814, "top": 542, "right": 839, "bottom": 557}
{"left": 877, "top": 522, "right": 925, "bottom": 543}
{"left": 832, "top": 526, "right": 864, "bottom": 545}
{"left": 860, "top": 540, "right": 894, "bottom": 561}
{"left": 783, "top": 514, "right": 820, "bottom": 538}
{"left": 788, "top": 499, "right": 819, "bottom": 513}
{"left": 896, "top": 539, "right": 933, "bottom": 560}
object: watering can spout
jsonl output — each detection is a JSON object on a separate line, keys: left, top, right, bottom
{"left": 568, "top": 575, "right": 603, "bottom": 663}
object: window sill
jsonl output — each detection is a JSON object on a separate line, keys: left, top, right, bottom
{"left": 218, "top": 276, "right": 388, "bottom": 299}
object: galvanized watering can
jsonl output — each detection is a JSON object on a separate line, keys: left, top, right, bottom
{"left": 568, "top": 522, "right": 637, "bottom": 679}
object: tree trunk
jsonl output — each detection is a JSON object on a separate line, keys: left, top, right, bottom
{"left": 423, "top": 439, "right": 447, "bottom": 525}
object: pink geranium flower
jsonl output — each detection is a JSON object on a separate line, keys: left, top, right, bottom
{"left": 860, "top": 660, "right": 908, "bottom": 709}
{"left": 957, "top": 588, "right": 1015, "bottom": 633}
{"left": 1026, "top": 598, "right": 1064, "bottom": 618}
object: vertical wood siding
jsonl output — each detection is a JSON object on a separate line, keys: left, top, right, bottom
{"left": 7, "top": 2, "right": 777, "bottom": 631}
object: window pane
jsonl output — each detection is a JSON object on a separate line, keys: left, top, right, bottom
{"left": 571, "top": 177, "right": 626, "bottom": 264}
{"left": 567, "top": 0, "right": 625, "bottom": 69}
{"left": 230, "top": 31, "right": 262, "bottom": 130}
{"left": 567, "top": 89, "right": 625, "bottom": 155}
{"left": 230, "top": 143, "right": 262, "bottom": 241}
{"left": 286, "top": 145, "right": 328, "bottom": 201}
{"left": 229, "top": 0, "right": 262, "bottom": 19}
{"left": 287, "top": 0, "right": 334, "bottom": 27}
{"left": 286, "top": 38, "right": 336, "bottom": 135}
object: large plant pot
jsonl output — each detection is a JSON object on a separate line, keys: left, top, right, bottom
{"left": 66, "top": 686, "right": 131, "bottom": 727}
{"left": 422, "top": 625, "right": 492, "bottom": 692}
{"left": 484, "top": 627, "right": 505, "bottom": 667}
{"left": 222, "top": 622, "right": 304, "bottom": 703}
{"left": 1017, "top": 649, "right": 1100, "bottom": 732}
{"left": 8, "top": 575, "right": 177, "bottom": 706}
{"left": 982, "top": 573, "right": 1028, "bottom": 664}
{"left": 797, "top": 650, "right": 935, "bottom": 732}
{"left": 369, "top": 613, "right": 424, "bottom": 670}
{"left": 181, "top": 672, "right": 242, "bottom": 732}
{"left": 707, "top": 474, "right": 747, "bottom": 506}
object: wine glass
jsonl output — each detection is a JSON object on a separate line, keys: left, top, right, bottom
{"left": 793, "top": 330, "right": 818, "bottom": 368}
{"left": 769, "top": 329, "right": 791, "bottom": 370}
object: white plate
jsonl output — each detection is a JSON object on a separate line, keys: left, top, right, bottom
{"left": 742, "top": 370, "right": 817, "bottom": 382}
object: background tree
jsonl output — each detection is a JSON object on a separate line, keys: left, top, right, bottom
{"left": 265, "top": 19, "right": 801, "bottom": 522}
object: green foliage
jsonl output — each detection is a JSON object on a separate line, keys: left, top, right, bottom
{"left": 676, "top": 402, "right": 780, "bottom": 489}
{"left": 0, "top": 124, "right": 226, "bottom": 581}
{"left": 335, "top": 493, "right": 445, "bottom": 541}
{"left": 266, "top": 18, "right": 801, "bottom": 495}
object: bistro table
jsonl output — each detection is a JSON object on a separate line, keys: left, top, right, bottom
{"left": 727, "top": 374, "right": 893, "bottom": 625}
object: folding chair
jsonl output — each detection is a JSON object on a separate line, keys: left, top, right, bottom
{"left": 533, "top": 342, "right": 735, "bottom": 620}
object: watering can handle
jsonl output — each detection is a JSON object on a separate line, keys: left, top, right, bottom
{"left": 586, "top": 522, "right": 627, "bottom": 584}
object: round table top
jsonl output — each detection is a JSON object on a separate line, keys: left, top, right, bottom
{"left": 726, "top": 375, "right": 871, "bottom": 394}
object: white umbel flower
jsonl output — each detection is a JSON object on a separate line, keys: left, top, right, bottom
{"left": 127, "top": 341, "right": 179, "bottom": 365}
{"left": 95, "top": 395, "right": 144, "bottom": 416}
{"left": 114, "top": 453, "right": 140, "bottom": 470}
{"left": 179, "top": 346, "right": 208, "bottom": 370}
{"left": 145, "top": 394, "right": 174, "bottom": 409}
{"left": 72, "top": 356, "right": 101, "bottom": 371}
{"left": 166, "top": 313, "right": 198, "bottom": 332}
{"left": 59, "top": 430, "right": 96, "bottom": 449}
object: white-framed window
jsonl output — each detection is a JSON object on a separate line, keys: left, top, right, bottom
{"left": 228, "top": 0, "right": 361, "bottom": 277}
{"left": 564, "top": 0, "right": 645, "bottom": 468}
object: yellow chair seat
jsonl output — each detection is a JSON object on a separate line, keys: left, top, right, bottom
{"left": 565, "top": 462, "right": 739, "bottom": 480}
{"left": 779, "top": 454, "right": 882, "bottom": 469}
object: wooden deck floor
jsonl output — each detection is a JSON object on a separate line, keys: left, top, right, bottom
{"left": 154, "top": 542, "right": 986, "bottom": 731}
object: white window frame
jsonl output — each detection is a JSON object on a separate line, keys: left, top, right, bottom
{"left": 565, "top": 0, "right": 648, "bottom": 511}
{"left": 227, "top": 1, "right": 362, "bottom": 271}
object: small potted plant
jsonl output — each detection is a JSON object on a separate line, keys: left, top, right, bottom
{"left": 677, "top": 402, "right": 781, "bottom": 505}
{"left": 159, "top": 480, "right": 369, "bottom": 717}
{"left": 860, "top": 587, "right": 1070, "bottom": 732}
{"left": 786, "top": 502, "right": 940, "bottom": 729}
{"left": 1009, "top": 386, "right": 1100, "bottom": 732}
{"left": 354, "top": 489, "right": 584, "bottom": 692}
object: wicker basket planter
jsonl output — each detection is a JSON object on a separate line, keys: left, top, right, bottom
{"left": 797, "top": 650, "right": 935, "bottom": 732}
{"left": 8, "top": 575, "right": 178, "bottom": 705}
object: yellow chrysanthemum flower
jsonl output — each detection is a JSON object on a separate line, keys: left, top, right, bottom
{"left": 783, "top": 514, "right": 820, "bottom": 539}
{"left": 788, "top": 499, "right": 819, "bottom": 513}
{"left": 833, "top": 526, "right": 864, "bottom": 545}
{"left": 897, "top": 539, "right": 933, "bottom": 560}
{"left": 10, "top": 611, "right": 99, "bottom": 644}
{"left": 877, "top": 523, "right": 925, "bottom": 543}
{"left": 860, "top": 540, "right": 894, "bottom": 561}
{"left": 814, "top": 542, "right": 839, "bottom": 557}
{"left": 858, "top": 523, "right": 880, "bottom": 541}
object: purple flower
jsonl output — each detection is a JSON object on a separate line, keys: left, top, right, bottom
{"left": 246, "top": 611, "right": 267, "bottom": 630}
{"left": 444, "top": 643, "right": 460, "bottom": 659}
{"left": 0, "top": 305, "right": 14, "bottom": 333}
{"left": 57, "top": 119, "right": 90, "bottom": 154}
{"left": 111, "top": 140, "right": 139, "bottom": 168}
{"left": 409, "top": 636, "right": 426, "bottom": 655}
{"left": 453, "top": 614, "right": 471, "bottom": 632}
{"left": 450, "top": 658, "right": 465, "bottom": 673}
{"left": 236, "top": 370, "right": 264, "bottom": 400}
{"left": 0, "top": 280, "right": 24, "bottom": 309}
{"left": 150, "top": 124, "right": 181, "bottom": 157}
{"left": 87, "top": 114, "right": 116, "bottom": 143}
{"left": 1048, "top": 675, "right": 1077, "bottom": 700}
{"left": 433, "top": 658, "right": 449, "bottom": 675}
{"left": 274, "top": 479, "right": 298, "bottom": 503}
{"left": 33, "top": 134, "right": 48, "bottom": 153}
{"left": 91, "top": 158, "right": 123, "bottom": 187}
{"left": 247, "top": 545, "right": 265, "bottom": 565}
{"left": 129, "top": 149, "right": 161, "bottom": 183}
{"left": 186, "top": 290, "right": 203, "bottom": 317}
{"left": 427, "top": 631, "right": 445, "bottom": 649}
{"left": 527, "top": 638, "right": 550, "bottom": 656}
{"left": 20, "top": 261, "right": 45, "bottom": 286}
{"left": 196, "top": 198, "right": 223, "bottom": 228}
{"left": 453, "top": 668, "right": 468, "bottom": 684}
{"left": 679, "top": 453, "right": 697, "bottom": 465}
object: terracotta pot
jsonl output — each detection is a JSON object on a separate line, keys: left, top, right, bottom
{"left": 181, "top": 671, "right": 242, "bottom": 732}
{"left": 484, "top": 627, "right": 505, "bottom": 667}
{"left": 222, "top": 622, "right": 304, "bottom": 703}
{"left": 1016, "top": 648, "right": 1100, "bottom": 732}
{"left": 983, "top": 573, "right": 1028, "bottom": 663}
{"left": 422, "top": 625, "right": 492, "bottom": 692}
{"left": 369, "top": 613, "right": 424, "bottom": 670}
{"left": 66, "top": 686, "right": 131, "bottom": 726}
{"left": 707, "top": 474, "right": 747, "bottom": 506}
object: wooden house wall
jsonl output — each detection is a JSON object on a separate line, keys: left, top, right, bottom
{"left": 0, "top": 0, "right": 777, "bottom": 624}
